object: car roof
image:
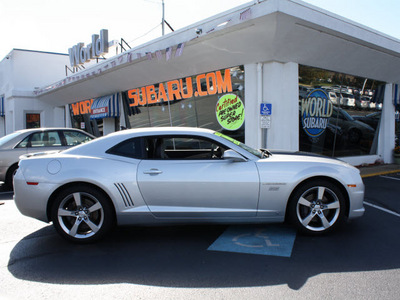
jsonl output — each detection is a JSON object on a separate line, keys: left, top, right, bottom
{"left": 108, "top": 127, "right": 215, "bottom": 137}
{"left": 0, "top": 128, "right": 95, "bottom": 149}
{"left": 11, "top": 128, "right": 95, "bottom": 140}
{"left": 13, "top": 127, "right": 92, "bottom": 134}
{"left": 63, "top": 127, "right": 217, "bottom": 156}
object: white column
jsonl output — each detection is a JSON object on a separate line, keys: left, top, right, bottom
{"left": 102, "top": 118, "right": 115, "bottom": 136}
{"left": 53, "top": 106, "right": 65, "bottom": 127}
{"left": 245, "top": 62, "right": 299, "bottom": 151}
{"left": 377, "top": 83, "right": 396, "bottom": 163}
{"left": 244, "top": 63, "right": 262, "bottom": 148}
{"left": 0, "top": 117, "right": 5, "bottom": 137}
{"left": 65, "top": 104, "right": 72, "bottom": 128}
{"left": 263, "top": 61, "right": 299, "bottom": 151}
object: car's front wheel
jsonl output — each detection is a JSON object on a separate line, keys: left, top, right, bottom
{"left": 287, "top": 180, "right": 347, "bottom": 235}
{"left": 50, "top": 185, "right": 114, "bottom": 243}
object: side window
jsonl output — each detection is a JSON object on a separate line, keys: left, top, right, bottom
{"left": 27, "top": 131, "right": 62, "bottom": 148}
{"left": 15, "top": 136, "right": 30, "bottom": 148}
{"left": 148, "top": 136, "right": 226, "bottom": 160}
{"left": 64, "top": 131, "right": 93, "bottom": 146}
{"left": 47, "top": 131, "right": 62, "bottom": 147}
{"left": 30, "top": 132, "right": 42, "bottom": 147}
{"left": 106, "top": 138, "right": 145, "bottom": 159}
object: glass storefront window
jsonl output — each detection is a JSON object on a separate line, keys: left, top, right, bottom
{"left": 128, "top": 105, "right": 151, "bottom": 128}
{"left": 169, "top": 98, "right": 197, "bottom": 127}
{"left": 124, "top": 66, "right": 245, "bottom": 142}
{"left": 149, "top": 102, "right": 171, "bottom": 127}
{"left": 299, "top": 65, "right": 384, "bottom": 157}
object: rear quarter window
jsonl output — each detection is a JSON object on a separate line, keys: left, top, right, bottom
{"left": 106, "top": 138, "right": 145, "bottom": 159}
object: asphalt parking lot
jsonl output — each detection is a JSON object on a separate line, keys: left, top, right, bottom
{"left": 0, "top": 168, "right": 399, "bottom": 299}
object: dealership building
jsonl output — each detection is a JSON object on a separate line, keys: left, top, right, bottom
{"left": 1, "top": 0, "right": 400, "bottom": 166}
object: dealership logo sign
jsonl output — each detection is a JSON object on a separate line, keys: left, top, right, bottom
{"left": 70, "top": 99, "right": 94, "bottom": 116}
{"left": 301, "top": 89, "right": 333, "bottom": 137}
{"left": 68, "top": 29, "right": 109, "bottom": 68}
{"left": 127, "top": 69, "right": 233, "bottom": 107}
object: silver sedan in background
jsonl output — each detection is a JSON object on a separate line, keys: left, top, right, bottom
{"left": 0, "top": 128, "right": 94, "bottom": 188}
{"left": 14, "top": 127, "right": 365, "bottom": 243}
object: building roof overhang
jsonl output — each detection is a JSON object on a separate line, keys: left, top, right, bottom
{"left": 35, "top": 0, "right": 400, "bottom": 105}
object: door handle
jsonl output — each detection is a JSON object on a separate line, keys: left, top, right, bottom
{"left": 143, "top": 169, "right": 163, "bottom": 175}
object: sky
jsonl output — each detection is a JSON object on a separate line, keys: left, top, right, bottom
{"left": 1, "top": 0, "right": 400, "bottom": 60}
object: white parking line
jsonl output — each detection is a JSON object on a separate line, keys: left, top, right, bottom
{"left": 364, "top": 201, "right": 400, "bottom": 218}
{"left": 380, "top": 175, "right": 400, "bottom": 181}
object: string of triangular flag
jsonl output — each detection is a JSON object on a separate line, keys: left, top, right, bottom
{"left": 34, "top": 6, "right": 253, "bottom": 95}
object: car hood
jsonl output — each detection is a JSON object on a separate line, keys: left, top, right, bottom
{"left": 266, "top": 150, "right": 356, "bottom": 170}
{"left": 270, "top": 150, "right": 331, "bottom": 158}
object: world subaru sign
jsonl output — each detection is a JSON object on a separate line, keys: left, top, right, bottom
{"left": 301, "top": 89, "right": 333, "bottom": 137}
{"left": 68, "top": 29, "right": 109, "bottom": 68}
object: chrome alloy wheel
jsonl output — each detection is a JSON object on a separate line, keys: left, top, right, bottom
{"left": 57, "top": 192, "right": 104, "bottom": 239}
{"left": 296, "top": 186, "right": 341, "bottom": 232}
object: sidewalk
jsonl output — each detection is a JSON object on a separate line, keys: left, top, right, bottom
{"left": 357, "top": 163, "right": 400, "bottom": 178}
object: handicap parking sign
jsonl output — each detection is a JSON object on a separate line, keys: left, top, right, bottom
{"left": 260, "top": 103, "right": 272, "bottom": 116}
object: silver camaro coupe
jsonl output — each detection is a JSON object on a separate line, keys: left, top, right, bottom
{"left": 14, "top": 127, "right": 365, "bottom": 243}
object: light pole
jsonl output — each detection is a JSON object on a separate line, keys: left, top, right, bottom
{"left": 162, "top": 0, "right": 165, "bottom": 36}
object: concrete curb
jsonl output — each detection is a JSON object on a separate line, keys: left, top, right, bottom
{"left": 361, "top": 169, "right": 400, "bottom": 178}
{"left": 358, "top": 164, "right": 400, "bottom": 178}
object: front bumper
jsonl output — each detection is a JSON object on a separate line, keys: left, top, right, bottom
{"left": 347, "top": 180, "right": 365, "bottom": 219}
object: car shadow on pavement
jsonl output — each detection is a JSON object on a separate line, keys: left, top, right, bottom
{"left": 7, "top": 208, "right": 400, "bottom": 290}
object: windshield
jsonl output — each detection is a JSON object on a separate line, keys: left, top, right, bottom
{"left": 214, "top": 132, "right": 264, "bottom": 158}
{"left": 0, "top": 132, "right": 22, "bottom": 147}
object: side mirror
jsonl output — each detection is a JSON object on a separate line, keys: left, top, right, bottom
{"left": 222, "top": 149, "right": 247, "bottom": 162}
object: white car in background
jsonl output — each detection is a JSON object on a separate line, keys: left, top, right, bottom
{"left": 0, "top": 128, "right": 94, "bottom": 188}
{"left": 328, "top": 92, "right": 339, "bottom": 105}
{"left": 14, "top": 127, "right": 365, "bottom": 243}
{"left": 369, "top": 101, "right": 383, "bottom": 110}
{"left": 356, "top": 96, "right": 371, "bottom": 109}
{"left": 337, "top": 92, "right": 356, "bottom": 107}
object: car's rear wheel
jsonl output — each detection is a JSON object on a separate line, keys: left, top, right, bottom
{"left": 288, "top": 180, "right": 347, "bottom": 235}
{"left": 50, "top": 185, "right": 114, "bottom": 243}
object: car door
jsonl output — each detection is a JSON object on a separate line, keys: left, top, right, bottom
{"left": 137, "top": 135, "right": 260, "bottom": 218}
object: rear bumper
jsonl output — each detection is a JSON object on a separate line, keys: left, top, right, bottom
{"left": 13, "top": 170, "right": 56, "bottom": 223}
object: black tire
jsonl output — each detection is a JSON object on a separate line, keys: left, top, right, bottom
{"left": 287, "top": 180, "right": 347, "bottom": 235}
{"left": 50, "top": 185, "right": 114, "bottom": 243}
{"left": 5, "top": 164, "right": 18, "bottom": 190}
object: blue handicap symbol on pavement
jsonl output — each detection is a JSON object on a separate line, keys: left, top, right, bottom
{"left": 208, "top": 225, "right": 296, "bottom": 257}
